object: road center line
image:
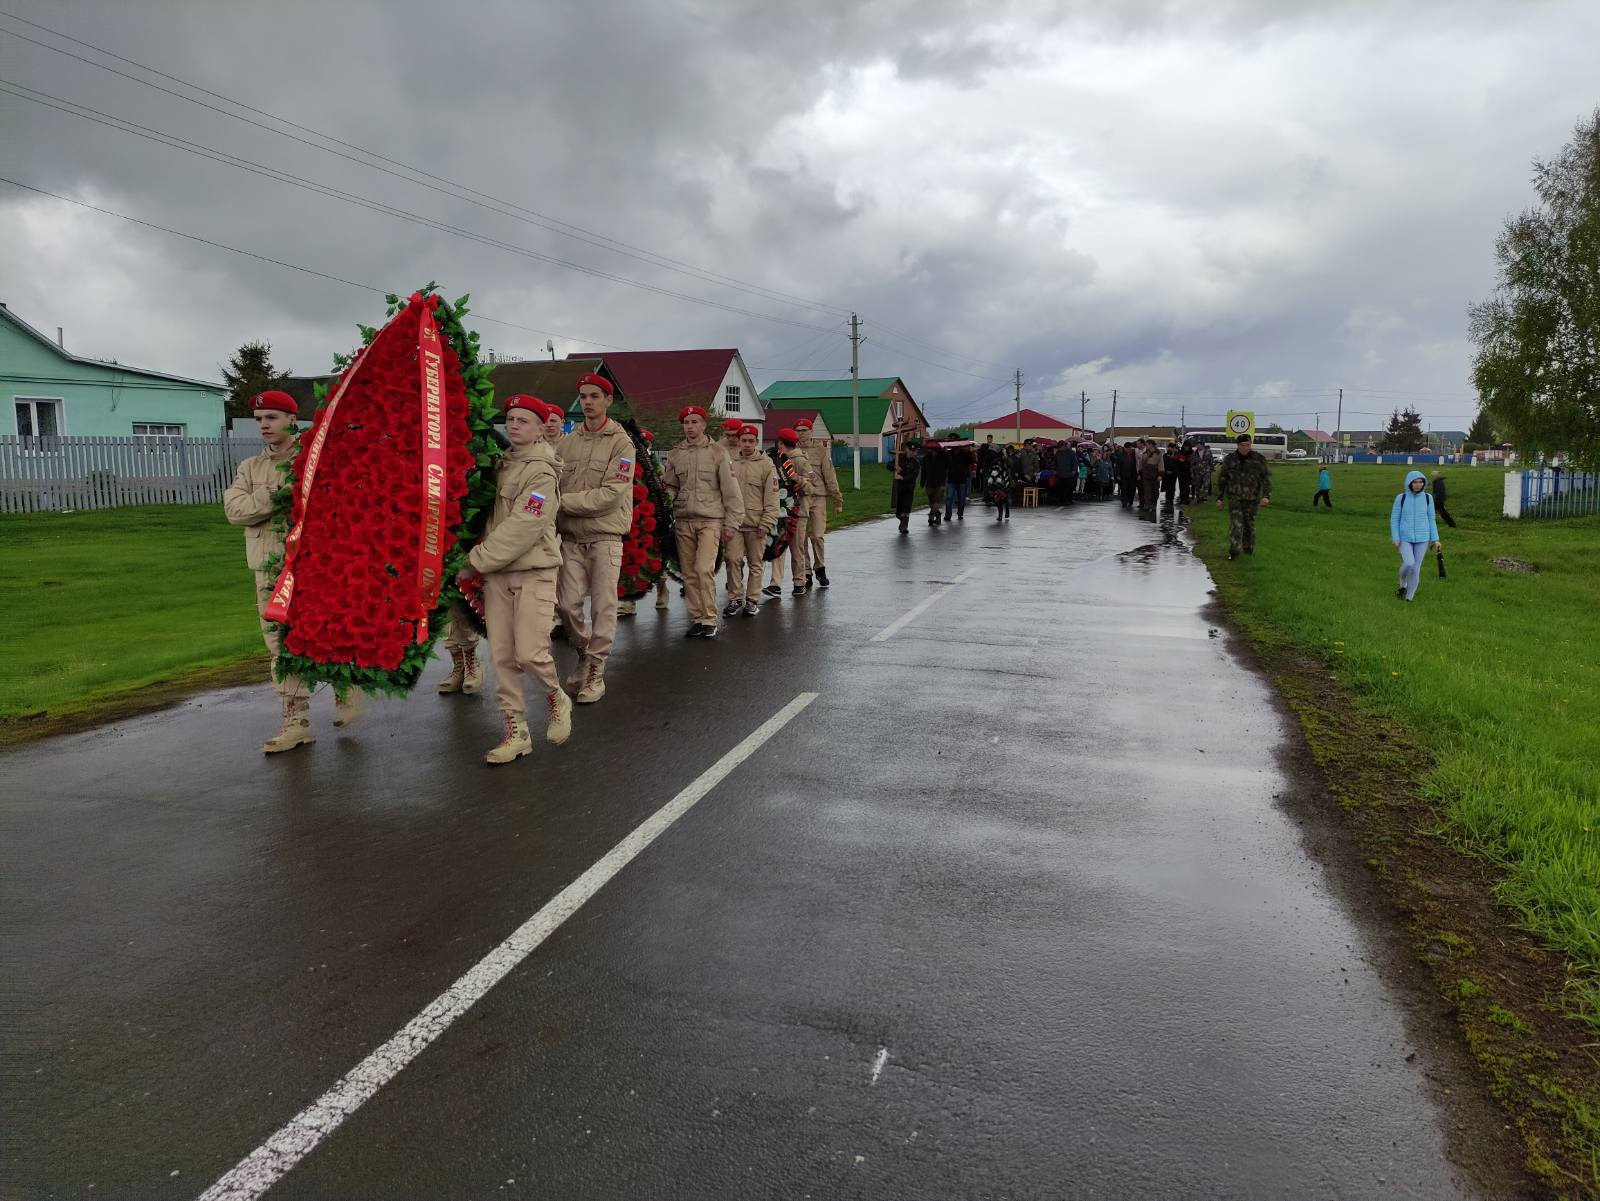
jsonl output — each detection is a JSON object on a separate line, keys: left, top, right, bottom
{"left": 870, "top": 1047, "right": 889, "bottom": 1084}
{"left": 869, "top": 568, "right": 975, "bottom": 643}
{"left": 197, "top": 691, "right": 821, "bottom": 1201}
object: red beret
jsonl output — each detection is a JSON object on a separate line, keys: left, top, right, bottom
{"left": 252, "top": 390, "right": 297, "bottom": 415}
{"left": 719, "top": 418, "right": 743, "bottom": 432}
{"left": 640, "top": 428, "right": 655, "bottom": 443}
{"left": 575, "top": 372, "right": 613, "bottom": 397}
{"left": 795, "top": 418, "right": 813, "bottom": 431}
{"left": 678, "top": 405, "right": 708, "bottom": 422}
{"left": 777, "top": 427, "right": 799, "bottom": 444}
{"left": 503, "top": 394, "right": 546, "bottom": 416}
{"left": 541, "top": 402, "right": 567, "bottom": 422}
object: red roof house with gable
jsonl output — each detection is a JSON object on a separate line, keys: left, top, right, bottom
{"left": 972, "top": 408, "right": 1088, "bottom": 442}
{"left": 564, "top": 349, "right": 763, "bottom": 424}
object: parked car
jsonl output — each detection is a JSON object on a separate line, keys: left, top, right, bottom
{"left": 1286, "top": 448, "right": 1308, "bottom": 459}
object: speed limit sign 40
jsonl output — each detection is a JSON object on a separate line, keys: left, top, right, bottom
{"left": 1226, "top": 410, "right": 1255, "bottom": 439}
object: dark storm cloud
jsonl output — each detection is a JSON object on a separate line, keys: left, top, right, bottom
{"left": 1, "top": 0, "right": 1596, "bottom": 429}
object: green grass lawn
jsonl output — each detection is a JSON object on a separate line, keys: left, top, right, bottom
{"left": 1190, "top": 464, "right": 1600, "bottom": 1023}
{"left": 0, "top": 506, "right": 264, "bottom": 723}
{"left": 832, "top": 461, "right": 896, "bottom": 527}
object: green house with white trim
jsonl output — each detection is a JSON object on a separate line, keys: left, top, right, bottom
{"left": 2, "top": 302, "right": 227, "bottom": 440}
{"left": 757, "top": 377, "right": 926, "bottom": 463}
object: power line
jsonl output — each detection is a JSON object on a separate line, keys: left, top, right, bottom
{"left": 0, "top": 176, "right": 631, "bottom": 350}
{"left": 0, "top": 10, "right": 1035, "bottom": 379}
{"left": 0, "top": 79, "right": 839, "bottom": 334}
{"left": 0, "top": 12, "right": 856, "bottom": 323}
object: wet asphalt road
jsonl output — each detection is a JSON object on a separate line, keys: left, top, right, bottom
{"left": 4, "top": 500, "right": 1492, "bottom": 1199}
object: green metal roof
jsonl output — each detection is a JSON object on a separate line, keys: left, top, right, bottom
{"left": 759, "top": 378, "right": 918, "bottom": 437}
{"left": 760, "top": 378, "right": 900, "bottom": 401}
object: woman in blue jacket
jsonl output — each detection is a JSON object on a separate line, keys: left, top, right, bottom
{"left": 1390, "top": 470, "right": 1442, "bottom": 601}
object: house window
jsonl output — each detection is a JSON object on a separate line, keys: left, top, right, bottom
{"left": 14, "top": 397, "right": 64, "bottom": 451}
{"left": 724, "top": 385, "right": 741, "bottom": 413}
{"left": 133, "top": 422, "right": 186, "bottom": 438}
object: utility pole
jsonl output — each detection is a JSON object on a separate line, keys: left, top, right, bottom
{"left": 1181, "top": 405, "right": 1186, "bottom": 435}
{"left": 1080, "top": 390, "right": 1087, "bottom": 433}
{"left": 1336, "top": 387, "right": 1343, "bottom": 462}
{"left": 1110, "top": 388, "right": 1117, "bottom": 442}
{"left": 1013, "top": 369, "right": 1022, "bottom": 443}
{"left": 849, "top": 313, "right": 861, "bottom": 490}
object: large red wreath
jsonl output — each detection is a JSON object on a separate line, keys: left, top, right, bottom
{"left": 262, "top": 287, "right": 498, "bottom": 694}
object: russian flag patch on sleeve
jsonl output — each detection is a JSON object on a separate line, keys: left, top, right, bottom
{"left": 522, "top": 490, "right": 546, "bottom": 516}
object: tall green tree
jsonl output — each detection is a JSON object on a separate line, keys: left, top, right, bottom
{"left": 221, "top": 340, "right": 290, "bottom": 421}
{"left": 1469, "top": 109, "right": 1600, "bottom": 468}
{"left": 1377, "top": 406, "right": 1426, "bottom": 453}
{"left": 1465, "top": 408, "right": 1498, "bottom": 450}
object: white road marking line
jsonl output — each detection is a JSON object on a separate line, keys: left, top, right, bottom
{"left": 870, "top": 1047, "right": 889, "bottom": 1084}
{"left": 869, "top": 568, "right": 975, "bottom": 643}
{"left": 197, "top": 691, "right": 820, "bottom": 1201}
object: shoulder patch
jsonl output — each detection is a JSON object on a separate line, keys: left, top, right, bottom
{"left": 612, "top": 456, "right": 633, "bottom": 482}
{"left": 522, "top": 490, "right": 546, "bottom": 516}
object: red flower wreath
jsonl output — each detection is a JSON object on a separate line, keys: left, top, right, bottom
{"left": 264, "top": 288, "right": 500, "bottom": 694}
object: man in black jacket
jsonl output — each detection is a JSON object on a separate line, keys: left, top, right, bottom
{"left": 1431, "top": 472, "right": 1458, "bottom": 528}
{"left": 1054, "top": 442, "right": 1078, "bottom": 505}
{"left": 921, "top": 442, "right": 950, "bottom": 525}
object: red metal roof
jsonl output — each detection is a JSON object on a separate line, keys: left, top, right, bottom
{"left": 566, "top": 349, "right": 737, "bottom": 411}
{"left": 973, "top": 407, "right": 1083, "bottom": 430}
{"left": 755, "top": 408, "right": 827, "bottom": 440}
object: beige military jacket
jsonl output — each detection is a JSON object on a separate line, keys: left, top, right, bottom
{"left": 223, "top": 444, "right": 296, "bottom": 570}
{"left": 662, "top": 439, "right": 746, "bottom": 526}
{"left": 730, "top": 449, "right": 781, "bottom": 533}
{"left": 469, "top": 441, "right": 562, "bottom": 574}
{"left": 555, "top": 418, "right": 635, "bottom": 541}
{"left": 799, "top": 436, "right": 843, "bottom": 502}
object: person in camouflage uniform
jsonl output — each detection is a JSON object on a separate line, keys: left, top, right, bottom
{"left": 1215, "top": 433, "right": 1271, "bottom": 559}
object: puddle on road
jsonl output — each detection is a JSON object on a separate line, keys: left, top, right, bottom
{"left": 1118, "top": 506, "right": 1193, "bottom": 564}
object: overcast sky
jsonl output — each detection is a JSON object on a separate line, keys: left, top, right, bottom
{"left": 2, "top": 0, "right": 1596, "bottom": 433}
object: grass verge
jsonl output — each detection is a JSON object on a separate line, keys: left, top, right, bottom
{"left": 1190, "top": 463, "right": 1599, "bottom": 1196}
{"left": 1, "top": 506, "right": 264, "bottom": 740}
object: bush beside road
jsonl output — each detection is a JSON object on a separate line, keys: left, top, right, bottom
{"left": 1190, "top": 464, "right": 1600, "bottom": 1193}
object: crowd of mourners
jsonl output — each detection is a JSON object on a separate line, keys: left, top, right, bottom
{"left": 889, "top": 433, "right": 1222, "bottom": 528}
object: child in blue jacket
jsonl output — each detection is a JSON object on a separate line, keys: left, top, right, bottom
{"left": 1313, "top": 466, "right": 1331, "bottom": 508}
{"left": 1390, "top": 470, "right": 1442, "bottom": 601}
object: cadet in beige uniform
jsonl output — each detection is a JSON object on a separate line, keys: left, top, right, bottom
{"left": 717, "top": 417, "right": 744, "bottom": 600}
{"left": 461, "top": 395, "right": 573, "bottom": 764}
{"left": 224, "top": 391, "right": 332, "bottom": 753}
{"left": 436, "top": 612, "right": 482, "bottom": 695}
{"left": 765, "top": 427, "right": 811, "bottom": 599}
{"left": 662, "top": 405, "right": 745, "bottom": 637}
{"left": 795, "top": 418, "right": 843, "bottom": 588}
{"left": 723, "top": 426, "right": 780, "bottom": 617}
{"left": 555, "top": 372, "right": 635, "bottom": 703}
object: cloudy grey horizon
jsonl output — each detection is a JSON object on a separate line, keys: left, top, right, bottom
{"left": 2, "top": 0, "right": 1596, "bottom": 435}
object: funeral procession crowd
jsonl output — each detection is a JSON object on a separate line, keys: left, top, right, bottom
{"left": 224, "top": 376, "right": 845, "bottom": 765}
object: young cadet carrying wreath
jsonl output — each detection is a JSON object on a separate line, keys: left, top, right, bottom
{"left": 459, "top": 395, "right": 572, "bottom": 765}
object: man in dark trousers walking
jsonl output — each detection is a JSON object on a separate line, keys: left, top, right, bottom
{"left": 1216, "top": 434, "right": 1272, "bottom": 559}
{"left": 890, "top": 438, "right": 921, "bottom": 533}
{"left": 1431, "top": 471, "right": 1458, "bottom": 528}
{"left": 920, "top": 441, "right": 950, "bottom": 525}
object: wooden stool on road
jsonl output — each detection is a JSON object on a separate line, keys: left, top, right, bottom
{"left": 1021, "top": 486, "right": 1042, "bottom": 507}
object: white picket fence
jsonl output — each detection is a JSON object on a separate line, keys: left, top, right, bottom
{"left": 0, "top": 433, "right": 259, "bottom": 513}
